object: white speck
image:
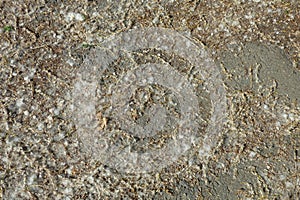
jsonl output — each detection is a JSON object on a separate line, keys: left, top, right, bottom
{"left": 24, "top": 110, "right": 29, "bottom": 116}
{"left": 3, "top": 41, "right": 9, "bottom": 48}
{"left": 24, "top": 69, "right": 36, "bottom": 83}
{"left": 2, "top": 157, "right": 8, "bottom": 163}
{"left": 152, "top": 16, "right": 159, "bottom": 25}
{"left": 65, "top": 12, "right": 74, "bottom": 22}
{"left": 87, "top": 176, "right": 94, "bottom": 184}
{"left": 216, "top": 162, "right": 225, "bottom": 169}
{"left": 62, "top": 179, "right": 71, "bottom": 186}
{"left": 27, "top": 174, "right": 36, "bottom": 185}
{"left": 1, "top": 122, "right": 8, "bottom": 131}
{"left": 288, "top": 113, "right": 294, "bottom": 121}
{"left": 24, "top": 76, "right": 30, "bottom": 82}
{"left": 54, "top": 108, "right": 60, "bottom": 116}
{"left": 92, "top": 12, "right": 98, "bottom": 17}
{"left": 279, "top": 174, "right": 286, "bottom": 180}
{"left": 249, "top": 21, "right": 256, "bottom": 26}
{"left": 267, "top": 8, "right": 273, "bottom": 13}
{"left": 147, "top": 76, "right": 154, "bottom": 83}
{"left": 16, "top": 98, "right": 24, "bottom": 107}
{"left": 47, "top": 115, "right": 53, "bottom": 121}
{"left": 66, "top": 59, "right": 75, "bottom": 67}
{"left": 86, "top": 35, "right": 94, "bottom": 43}
{"left": 199, "top": 144, "right": 211, "bottom": 157}
{"left": 57, "top": 34, "right": 63, "bottom": 39}
{"left": 54, "top": 133, "right": 65, "bottom": 141}
{"left": 282, "top": 113, "right": 288, "bottom": 120}
{"left": 249, "top": 151, "right": 256, "bottom": 158}
{"left": 65, "top": 12, "right": 85, "bottom": 22}
{"left": 37, "top": 123, "right": 44, "bottom": 131}
{"left": 232, "top": 20, "right": 240, "bottom": 27}
{"left": 218, "top": 23, "right": 225, "bottom": 30}
{"left": 75, "top": 13, "right": 85, "bottom": 21}
{"left": 285, "top": 181, "right": 293, "bottom": 188}
{"left": 66, "top": 167, "right": 73, "bottom": 175}
{"left": 275, "top": 121, "right": 281, "bottom": 130}
{"left": 186, "top": 41, "right": 192, "bottom": 48}
{"left": 263, "top": 104, "right": 268, "bottom": 110}
{"left": 245, "top": 12, "right": 254, "bottom": 19}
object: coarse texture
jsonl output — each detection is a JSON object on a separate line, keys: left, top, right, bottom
{"left": 0, "top": 0, "right": 299, "bottom": 199}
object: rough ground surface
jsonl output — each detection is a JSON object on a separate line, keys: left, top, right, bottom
{"left": 0, "top": 0, "right": 299, "bottom": 199}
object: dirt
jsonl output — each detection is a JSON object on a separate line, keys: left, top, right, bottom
{"left": 0, "top": 0, "right": 299, "bottom": 199}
